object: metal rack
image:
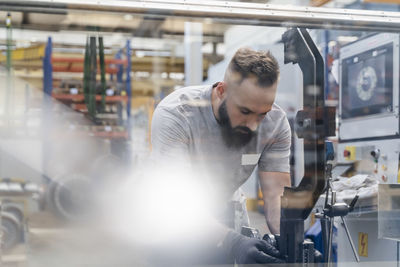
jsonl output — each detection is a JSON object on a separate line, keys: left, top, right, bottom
{"left": 42, "top": 36, "right": 132, "bottom": 137}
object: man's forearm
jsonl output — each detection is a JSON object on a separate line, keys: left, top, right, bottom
{"left": 263, "top": 195, "right": 281, "bottom": 235}
{"left": 259, "top": 171, "right": 291, "bottom": 235}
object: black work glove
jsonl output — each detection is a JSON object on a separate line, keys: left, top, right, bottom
{"left": 304, "top": 238, "right": 324, "bottom": 263}
{"left": 314, "top": 248, "right": 323, "bottom": 263}
{"left": 222, "top": 230, "right": 285, "bottom": 264}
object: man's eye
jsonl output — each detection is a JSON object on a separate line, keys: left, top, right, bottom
{"left": 241, "top": 110, "right": 250, "bottom": 115}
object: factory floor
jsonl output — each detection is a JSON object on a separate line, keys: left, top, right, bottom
{"left": 5, "top": 210, "right": 397, "bottom": 267}
{"left": 2, "top": 210, "right": 267, "bottom": 267}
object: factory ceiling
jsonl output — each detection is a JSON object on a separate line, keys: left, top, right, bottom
{"left": 0, "top": 10, "right": 227, "bottom": 43}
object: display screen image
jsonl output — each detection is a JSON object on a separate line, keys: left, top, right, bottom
{"left": 341, "top": 43, "right": 393, "bottom": 119}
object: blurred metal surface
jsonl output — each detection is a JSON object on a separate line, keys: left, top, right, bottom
{"left": 2, "top": 0, "right": 400, "bottom": 32}
{"left": 378, "top": 184, "right": 400, "bottom": 241}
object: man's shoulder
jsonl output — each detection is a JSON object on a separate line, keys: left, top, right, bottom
{"left": 259, "top": 103, "right": 289, "bottom": 134}
{"left": 156, "top": 85, "right": 212, "bottom": 119}
{"left": 157, "top": 85, "right": 210, "bottom": 108}
{"left": 266, "top": 103, "right": 288, "bottom": 122}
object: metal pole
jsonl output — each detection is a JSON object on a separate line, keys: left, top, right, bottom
{"left": 184, "top": 22, "right": 203, "bottom": 86}
{"left": 324, "top": 30, "right": 329, "bottom": 100}
{"left": 6, "top": 13, "right": 12, "bottom": 72}
{"left": 341, "top": 216, "right": 360, "bottom": 262}
{"left": 0, "top": 200, "right": 2, "bottom": 264}
{"left": 126, "top": 39, "right": 131, "bottom": 118}
{"left": 43, "top": 37, "right": 53, "bottom": 95}
{"left": 327, "top": 218, "right": 333, "bottom": 266}
{"left": 4, "top": 0, "right": 400, "bottom": 32}
{"left": 327, "top": 190, "right": 336, "bottom": 266}
{"left": 5, "top": 13, "right": 13, "bottom": 127}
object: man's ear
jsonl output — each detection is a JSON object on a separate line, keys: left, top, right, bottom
{"left": 216, "top": 82, "right": 227, "bottom": 100}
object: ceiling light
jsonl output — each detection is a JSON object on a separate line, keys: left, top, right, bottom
{"left": 123, "top": 14, "right": 133, "bottom": 21}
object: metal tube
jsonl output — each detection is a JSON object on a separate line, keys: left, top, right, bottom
{"left": 327, "top": 217, "right": 333, "bottom": 266}
{"left": 341, "top": 216, "right": 360, "bottom": 262}
{"left": 6, "top": 13, "right": 11, "bottom": 72}
{"left": 327, "top": 190, "right": 336, "bottom": 266}
{"left": 0, "top": 200, "right": 2, "bottom": 263}
{"left": 4, "top": 0, "right": 400, "bottom": 32}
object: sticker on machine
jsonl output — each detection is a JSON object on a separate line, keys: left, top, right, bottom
{"left": 241, "top": 154, "right": 261, "bottom": 165}
{"left": 358, "top": 232, "right": 368, "bottom": 257}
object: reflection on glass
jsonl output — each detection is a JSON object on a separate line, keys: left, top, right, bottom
{"left": 0, "top": 2, "right": 399, "bottom": 266}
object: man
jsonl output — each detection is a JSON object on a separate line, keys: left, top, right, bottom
{"left": 151, "top": 47, "right": 291, "bottom": 265}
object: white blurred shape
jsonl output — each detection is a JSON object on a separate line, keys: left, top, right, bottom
{"left": 110, "top": 165, "right": 212, "bottom": 245}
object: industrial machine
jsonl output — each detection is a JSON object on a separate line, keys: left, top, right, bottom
{"left": 338, "top": 33, "right": 400, "bottom": 183}
{"left": 242, "top": 27, "right": 361, "bottom": 265}
{"left": 278, "top": 27, "right": 334, "bottom": 264}
{"left": 244, "top": 29, "right": 400, "bottom": 266}
{"left": 335, "top": 33, "right": 400, "bottom": 265}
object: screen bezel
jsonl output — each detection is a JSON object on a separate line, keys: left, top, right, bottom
{"left": 341, "top": 43, "right": 394, "bottom": 120}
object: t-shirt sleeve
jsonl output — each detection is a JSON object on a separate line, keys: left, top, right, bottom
{"left": 258, "top": 116, "right": 291, "bottom": 173}
{"left": 151, "top": 106, "right": 190, "bottom": 161}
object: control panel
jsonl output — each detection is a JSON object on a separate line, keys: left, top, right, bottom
{"left": 339, "top": 33, "right": 399, "bottom": 141}
{"left": 337, "top": 139, "right": 400, "bottom": 184}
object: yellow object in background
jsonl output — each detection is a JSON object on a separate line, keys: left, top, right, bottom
{"left": 397, "top": 168, "right": 400, "bottom": 184}
{"left": 358, "top": 232, "right": 368, "bottom": 257}
{"left": 344, "top": 146, "right": 356, "bottom": 161}
{"left": 245, "top": 198, "right": 258, "bottom": 212}
{"left": 0, "top": 45, "right": 45, "bottom": 62}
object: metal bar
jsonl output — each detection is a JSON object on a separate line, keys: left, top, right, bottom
{"left": 52, "top": 58, "right": 127, "bottom": 65}
{"left": 327, "top": 218, "right": 333, "bottom": 266}
{"left": 324, "top": 30, "right": 329, "bottom": 100}
{"left": 341, "top": 216, "right": 360, "bottom": 262}
{"left": 321, "top": 217, "right": 329, "bottom": 262}
{"left": 98, "top": 36, "right": 106, "bottom": 111}
{"left": 83, "top": 37, "right": 90, "bottom": 109}
{"left": 53, "top": 66, "right": 119, "bottom": 73}
{"left": 6, "top": 13, "right": 12, "bottom": 72}
{"left": 0, "top": 201, "right": 2, "bottom": 263}
{"left": 89, "top": 36, "right": 97, "bottom": 118}
{"left": 126, "top": 40, "right": 131, "bottom": 118}
{"left": 115, "top": 50, "right": 123, "bottom": 84}
{"left": 43, "top": 37, "right": 53, "bottom": 95}
{"left": 0, "top": 5, "right": 67, "bottom": 14}
{"left": 280, "top": 27, "right": 326, "bottom": 263}
{"left": 4, "top": 0, "right": 400, "bottom": 32}
{"left": 327, "top": 190, "right": 335, "bottom": 266}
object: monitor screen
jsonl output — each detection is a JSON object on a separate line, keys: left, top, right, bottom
{"left": 341, "top": 43, "right": 393, "bottom": 119}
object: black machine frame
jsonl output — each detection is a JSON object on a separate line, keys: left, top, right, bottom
{"left": 280, "top": 28, "right": 336, "bottom": 264}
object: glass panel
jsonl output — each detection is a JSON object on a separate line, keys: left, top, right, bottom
{"left": 0, "top": 1, "right": 400, "bottom": 266}
{"left": 378, "top": 184, "right": 400, "bottom": 240}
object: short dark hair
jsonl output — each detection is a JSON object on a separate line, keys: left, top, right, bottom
{"left": 228, "top": 47, "right": 279, "bottom": 87}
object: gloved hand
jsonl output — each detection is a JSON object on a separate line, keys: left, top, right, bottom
{"left": 222, "top": 230, "right": 285, "bottom": 264}
{"left": 313, "top": 248, "right": 323, "bottom": 263}
{"left": 304, "top": 238, "right": 324, "bottom": 263}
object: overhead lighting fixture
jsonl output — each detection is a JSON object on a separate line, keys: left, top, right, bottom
{"left": 123, "top": 14, "right": 133, "bottom": 21}
{"left": 338, "top": 36, "right": 358, "bottom": 43}
{"left": 204, "top": 18, "right": 213, "bottom": 24}
{"left": 135, "top": 50, "right": 171, "bottom": 57}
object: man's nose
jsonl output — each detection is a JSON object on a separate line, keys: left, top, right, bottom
{"left": 245, "top": 118, "right": 258, "bottom": 132}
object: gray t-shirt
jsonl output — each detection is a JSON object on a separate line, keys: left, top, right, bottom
{"left": 151, "top": 84, "right": 291, "bottom": 203}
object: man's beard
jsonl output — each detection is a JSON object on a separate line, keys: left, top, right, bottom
{"left": 218, "top": 100, "right": 256, "bottom": 148}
